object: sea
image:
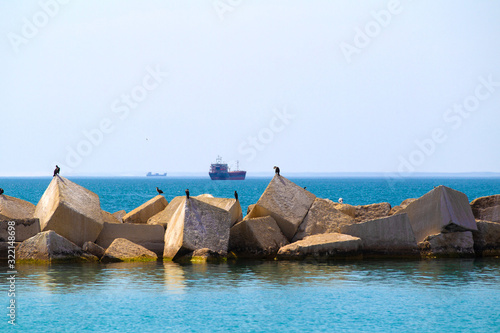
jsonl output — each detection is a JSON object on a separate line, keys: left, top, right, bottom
{"left": 2, "top": 176, "right": 500, "bottom": 332}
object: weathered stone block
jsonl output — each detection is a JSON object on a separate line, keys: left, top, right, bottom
{"left": 229, "top": 216, "right": 288, "bottom": 257}
{"left": 34, "top": 176, "right": 104, "bottom": 247}
{"left": 122, "top": 195, "right": 168, "bottom": 224}
{"left": 247, "top": 175, "right": 316, "bottom": 240}
{"left": 293, "top": 198, "right": 355, "bottom": 242}
{"left": 340, "top": 214, "right": 418, "bottom": 256}
{"left": 401, "top": 185, "right": 477, "bottom": 243}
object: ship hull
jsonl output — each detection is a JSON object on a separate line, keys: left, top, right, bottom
{"left": 209, "top": 171, "right": 246, "bottom": 180}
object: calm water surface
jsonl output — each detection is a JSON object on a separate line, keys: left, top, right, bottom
{"left": 4, "top": 259, "right": 500, "bottom": 332}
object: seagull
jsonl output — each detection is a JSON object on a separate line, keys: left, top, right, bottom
{"left": 273, "top": 166, "right": 280, "bottom": 176}
{"left": 338, "top": 198, "right": 343, "bottom": 204}
{"left": 53, "top": 165, "right": 60, "bottom": 177}
{"left": 234, "top": 191, "right": 238, "bottom": 201}
{"left": 0, "top": 188, "right": 4, "bottom": 195}
{"left": 156, "top": 187, "right": 164, "bottom": 194}
{"left": 185, "top": 189, "right": 190, "bottom": 199}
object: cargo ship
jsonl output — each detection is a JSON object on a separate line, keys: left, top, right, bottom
{"left": 209, "top": 156, "right": 246, "bottom": 180}
{"left": 146, "top": 172, "right": 167, "bottom": 177}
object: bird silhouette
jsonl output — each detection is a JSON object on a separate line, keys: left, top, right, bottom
{"left": 273, "top": 166, "right": 280, "bottom": 176}
{"left": 156, "top": 187, "right": 164, "bottom": 194}
{"left": 185, "top": 189, "right": 190, "bottom": 199}
{"left": 0, "top": 188, "right": 4, "bottom": 195}
{"left": 53, "top": 165, "right": 60, "bottom": 177}
{"left": 234, "top": 190, "right": 238, "bottom": 201}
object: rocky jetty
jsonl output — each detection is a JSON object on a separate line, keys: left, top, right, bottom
{"left": 34, "top": 176, "right": 104, "bottom": 247}
{"left": 5, "top": 175, "right": 500, "bottom": 264}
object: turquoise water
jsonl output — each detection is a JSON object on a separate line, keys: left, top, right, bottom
{"left": 1, "top": 176, "right": 500, "bottom": 215}
{"left": 5, "top": 259, "right": 500, "bottom": 332}
{"left": 1, "top": 177, "right": 500, "bottom": 332}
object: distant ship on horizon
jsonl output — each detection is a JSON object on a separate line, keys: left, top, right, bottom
{"left": 146, "top": 172, "right": 167, "bottom": 177}
{"left": 209, "top": 156, "right": 246, "bottom": 180}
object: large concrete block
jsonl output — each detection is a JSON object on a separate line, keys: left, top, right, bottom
{"left": 147, "top": 196, "right": 184, "bottom": 228}
{"left": 354, "top": 202, "right": 391, "bottom": 222}
{"left": 0, "top": 219, "right": 40, "bottom": 242}
{"left": 293, "top": 198, "right": 355, "bottom": 242}
{"left": 123, "top": 195, "right": 168, "bottom": 224}
{"left": 95, "top": 222, "right": 165, "bottom": 255}
{"left": 470, "top": 194, "right": 500, "bottom": 222}
{"left": 195, "top": 195, "right": 243, "bottom": 226}
{"left": 229, "top": 216, "right": 288, "bottom": 257}
{"left": 163, "top": 197, "right": 231, "bottom": 260}
{"left": 340, "top": 214, "right": 418, "bottom": 256}
{"left": 277, "top": 233, "right": 362, "bottom": 259}
{"left": 101, "top": 238, "right": 157, "bottom": 262}
{"left": 401, "top": 185, "right": 477, "bottom": 243}
{"left": 34, "top": 176, "right": 104, "bottom": 247}
{"left": 418, "top": 231, "right": 475, "bottom": 258}
{"left": 247, "top": 175, "right": 316, "bottom": 240}
{"left": 16, "top": 230, "right": 97, "bottom": 263}
{"left": 473, "top": 220, "right": 500, "bottom": 257}
{"left": 0, "top": 195, "right": 35, "bottom": 220}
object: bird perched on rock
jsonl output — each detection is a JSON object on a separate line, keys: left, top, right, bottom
{"left": 53, "top": 165, "right": 60, "bottom": 177}
{"left": 234, "top": 191, "right": 238, "bottom": 201}
{"left": 303, "top": 187, "right": 307, "bottom": 190}
{"left": 0, "top": 188, "right": 4, "bottom": 195}
{"left": 338, "top": 198, "right": 343, "bottom": 204}
{"left": 273, "top": 166, "right": 280, "bottom": 176}
{"left": 156, "top": 187, "right": 164, "bottom": 194}
{"left": 185, "top": 189, "right": 190, "bottom": 199}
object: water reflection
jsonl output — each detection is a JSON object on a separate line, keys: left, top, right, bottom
{"left": 7, "top": 258, "right": 500, "bottom": 295}
{"left": 163, "top": 262, "right": 186, "bottom": 294}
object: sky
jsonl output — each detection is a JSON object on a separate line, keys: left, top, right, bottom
{"left": 1, "top": 0, "right": 499, "bottom": 176}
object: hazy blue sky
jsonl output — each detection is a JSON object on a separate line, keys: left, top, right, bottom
{"left": 1, "top": 0, "right": 499, "bottom": 176}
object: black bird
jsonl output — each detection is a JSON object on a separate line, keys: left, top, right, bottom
{"left": 273, "top": 166, "right": 280, "bottom": 176}
{"left": 156, "top": 187, "right": 164, "bottom": 194}
{"left": 53, "top": 165, "right": 60, "bottom": 177}
{"left": 185, "top": 189, "right": 190, "bottom": 199}
{"left": 234, "top": 190, "right": 238, "bottom": 201}
{"left": 303, "top": 187, "right": 307, "bottom": 190}
{"left": 0, "top": 188, "right": 4, "bottom": 195}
